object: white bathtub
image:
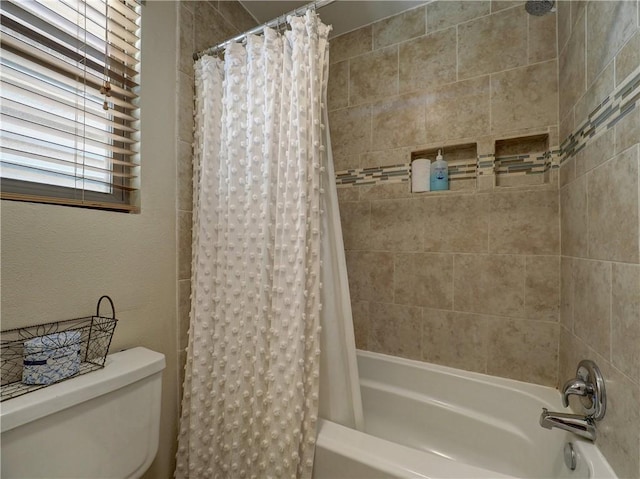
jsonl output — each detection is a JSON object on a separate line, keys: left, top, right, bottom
{"left": 314, "top": 351, "right": 617, "bottom": 479}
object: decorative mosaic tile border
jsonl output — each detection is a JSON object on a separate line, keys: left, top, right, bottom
{"left": 477, "top": 154, "right": 495, "bottom": 177}
{"left": 335, "top": 151, "right": 560, "bottom": 187}
{"left": 560, "top": 68, "right": 640, "bottom": 164}
{"left": 495, "top": 149, "right": 561, "bottom": 176}
{"left": 335, "top": 164, "right": 409, "bottom": 186}
{"left": 448, "top": 159, "right": 477, "bottom": 179}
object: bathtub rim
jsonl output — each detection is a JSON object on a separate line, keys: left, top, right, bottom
{"left": 357, "top": 349, "right": 560, "bottom": 405}
{"left": 315, "top": 418, "right": 513, "bottom": 479}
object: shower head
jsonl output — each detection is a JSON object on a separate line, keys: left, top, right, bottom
{"left": 525, "top": 0, "right": 555, "bottom": 15}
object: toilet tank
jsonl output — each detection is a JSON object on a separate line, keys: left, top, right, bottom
{"left": 1, "top": 347, "right": 165, "bottom": 479}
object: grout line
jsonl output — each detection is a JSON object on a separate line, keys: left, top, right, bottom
{"left": 555, "top": 303, "right": 560, "bottom": 387}
{"left": 526, "top": 10, "right": 530, "bottom": 64}
{"left": 425, "top": 3, "right": 428, "bottom": 34}
{"left": 556, "top": 18, "right": 561, "bottom": 143}
{"left": 391, "top": 249, "right": 396, "bottom": 305}
{"left": 609, "top": 261, "right": 613, "bottom": 363}
{"left": 419, "top": 306, "right": 424, "bottom": 361}
{"left": 370, "top": 20, "right": 374, "bottom": 51}
{"left": 396, "top": 44, "right": 400, "bottom": 97}
{"left": 483, "top": 314, "right": 489, "bottom": 374}
{"left": 523, "top": 255, "right": 528, "bottom": 315}
{"left": 583, "top": 8, "right": 588, "bottom": 92}
{"left": 368, "top": 98, "right": 373, "bottom": 161}
{"left": 365, "top": 299, "right": 562, "bottom": 325}
{"left": 488, "top": 73, "right": 493, "bottom": 134}
{"left": 451, "top": 254, "right": 456, "bottom": 311}
{"left": 347, "top": 58, "right": 351, "bottom": 109}
{"left": 569, "top": 255, "right": 575, "bottom": 334}
{"left": 487, "top": 196, "right": 491, "bottom": 253}
{"left": 586, "top": 157, "right": 590, "bottom": 259}
{"left": 347, "top": 248, "right": 567, "bottom": 259}
{"left": 455, "top": 25, "right": 459, "bottom": 82}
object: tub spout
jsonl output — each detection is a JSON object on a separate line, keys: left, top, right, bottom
{"left": 540, "top": 408, "right": 597, "bottom": 441}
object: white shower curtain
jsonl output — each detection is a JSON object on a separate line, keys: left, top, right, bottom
{"left": 175, "top": 12, "right": 360, "bottom": 479}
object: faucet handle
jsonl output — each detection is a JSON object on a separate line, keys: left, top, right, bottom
{"left": 561, "top": 378, "right": 592, "bottom": 408}
{"left": 561, "top": 360, "right": 606, "bottom": 421}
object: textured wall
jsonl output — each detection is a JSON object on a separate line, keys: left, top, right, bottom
{"left": 557, "top": 1, "right": 640, "bottom": 477}
{"left": 329, "top": 0, "right": 561, "bottom": 387}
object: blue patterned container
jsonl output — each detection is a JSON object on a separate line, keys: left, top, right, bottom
{"left": 22, "top": 331, "right": 82, "bottom": 385}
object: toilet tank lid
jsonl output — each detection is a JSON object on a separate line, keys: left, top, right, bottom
{"left": 1, "top": 347, "right": 165, "bottom": 433}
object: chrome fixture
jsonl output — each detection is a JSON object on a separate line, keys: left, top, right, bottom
{"left": 540, "top": 409, "right": 597, "bottom": 440}
{"left": 564, "top": 442, "right": 577, "bottom": 471}
{"left": 539, "top": 360, "right": 606, "bottom": 441}
{"left": 562, "top": 360, "right": 606, "bottom": 420}
{"left": 525, "top": 0, "right": 555, "bottom": 16}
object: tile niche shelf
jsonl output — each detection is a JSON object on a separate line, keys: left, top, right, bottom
{"left": 411, "top": 143, "right": 477, "bottom": 192}
{"left": 494, "top": 134, "right": 550, "bottom": 187}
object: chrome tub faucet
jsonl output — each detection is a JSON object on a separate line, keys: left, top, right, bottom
{"left": 540, "top": 408, "right": 597, "bottom": 440}
{"left": 539, "top": 360, "right": 606, "bottom": 441}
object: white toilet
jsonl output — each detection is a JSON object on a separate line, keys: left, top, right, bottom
{"left": 1, "top": 347, "right": 165, "bottom": 478}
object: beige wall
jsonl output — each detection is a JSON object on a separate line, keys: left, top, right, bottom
{"left": 1, "top": 2, "right": 179, "bottom": 478}
{"left": 557, "top": 1, "right": 640, "bottom": 477}
{"left": 330, "top": 0, "right": 562, "bottom": 386}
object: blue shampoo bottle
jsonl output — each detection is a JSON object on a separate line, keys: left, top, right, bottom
{"left": 430, "top": 149, "right": 448, "bottom": 191}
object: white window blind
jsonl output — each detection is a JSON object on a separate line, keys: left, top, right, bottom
{"left": 0, "top": 0, "right": 141, "bottom": 212}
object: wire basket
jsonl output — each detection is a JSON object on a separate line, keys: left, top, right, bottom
{"left": 1, "top": 296, "right": 118, "bottom": 402}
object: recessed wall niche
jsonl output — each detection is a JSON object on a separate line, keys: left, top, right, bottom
{"left": 411, "top": 143, "right": 477, "bottom": 191}
{"left": 494, "top": 134, "right": 550, "bottom": 187}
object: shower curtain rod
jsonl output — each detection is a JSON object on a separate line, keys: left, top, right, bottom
{"left": 193, "top": 0, "right": 336, "bottom": 60}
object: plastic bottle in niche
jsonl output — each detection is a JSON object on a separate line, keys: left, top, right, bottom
{"left": 430, "top": 149, "right": 449, "bottom": 191}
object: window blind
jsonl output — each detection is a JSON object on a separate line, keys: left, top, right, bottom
{"left": 0, "top": 0, "right": 141, "bottom": 212}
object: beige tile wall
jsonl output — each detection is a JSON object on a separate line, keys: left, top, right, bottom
{"left": 175, "top": 0, "right": 257, "bottom": 404}
{"left": 329, "top": 1, "right": 559, "bottom": 169}
{"left": 557, "top": 1, "right": 640, "bottom": 477}
{"left": 330, "top": 0, "right": 561, "bottom": 387}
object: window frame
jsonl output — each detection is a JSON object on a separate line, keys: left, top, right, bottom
{"left": 0, "top": 0, "right": 141, "bottom": 213}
